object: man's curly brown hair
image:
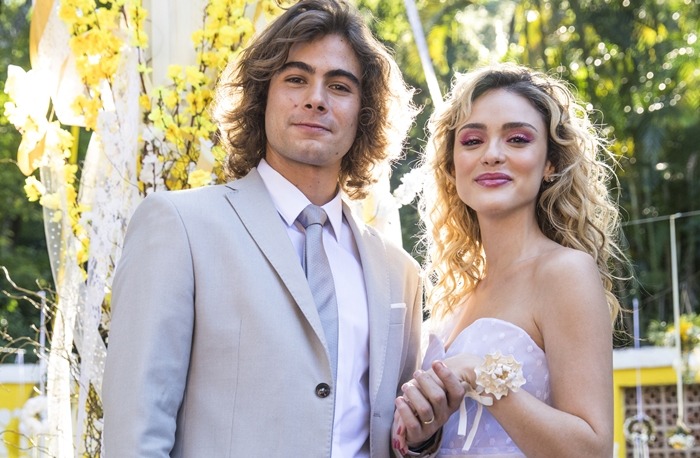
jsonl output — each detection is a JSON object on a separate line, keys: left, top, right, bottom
{"left": 212, "top": 0, "right": 417, "bottom": 200}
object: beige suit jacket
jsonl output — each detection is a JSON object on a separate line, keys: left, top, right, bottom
{"left": 102, "top": 169, "right": 423, "bottom": 458}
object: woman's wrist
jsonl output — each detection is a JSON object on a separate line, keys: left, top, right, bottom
{"left": 474, "top": 350, "right": 526, "bottom": 400}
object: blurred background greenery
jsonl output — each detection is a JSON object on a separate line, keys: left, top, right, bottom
{"left": 1, "top": 0, "right": 699, "bottom": 350}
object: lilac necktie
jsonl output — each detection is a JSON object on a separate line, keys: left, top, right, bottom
{"left": 297, "top": 204, "right": 339, "bottom": 383}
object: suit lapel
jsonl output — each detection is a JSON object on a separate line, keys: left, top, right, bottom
{"left": 343, "top": 202, "right": 391, "bottom": 407}
{"left": 224, "top": 170, "right": 327, "bottom": 348}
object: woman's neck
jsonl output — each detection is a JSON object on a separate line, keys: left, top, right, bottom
{"left": 477, "top": 208, "right": 551, "bottom": 277}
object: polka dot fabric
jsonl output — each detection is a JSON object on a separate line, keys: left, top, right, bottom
{"left": 422, "top": 318, "right": 551, "bottom": 457}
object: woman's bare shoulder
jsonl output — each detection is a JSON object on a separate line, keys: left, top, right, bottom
{"left": 536, "top": 244, "right": 600, "bottom": 288}
{"left": 533, "top": 244, "right": 608, "bottom": 321}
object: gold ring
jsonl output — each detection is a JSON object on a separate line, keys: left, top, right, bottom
{"left": 422, "top": 415, "right": 434, "bottom": 425}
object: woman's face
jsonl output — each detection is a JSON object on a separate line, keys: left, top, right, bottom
{"left": 452, "top": 88, "right": 554, "bottom": 218}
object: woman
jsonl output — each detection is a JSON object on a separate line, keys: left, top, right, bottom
{"left": 392, "top": 64, "right": 624, "bottom": 457}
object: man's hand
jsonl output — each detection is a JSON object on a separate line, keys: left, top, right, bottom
{"left": 392, "top": 360, "right": 466, "bottom": 453}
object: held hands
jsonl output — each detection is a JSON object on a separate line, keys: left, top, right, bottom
{"left": 392, "top": 361, "right": 463, "bottom": 455}
{"left": 392, "top": 354, "right": 485, "bottom": 455}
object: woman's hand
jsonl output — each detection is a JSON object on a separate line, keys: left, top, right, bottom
{"left": 393, "top": 360, "right": 466, "bottom": 452}
{"left": 392, "top": 410, "right": 408, "bottom": 455}
{"left": 440, "top": 352, "right": 485, "bottom": 389}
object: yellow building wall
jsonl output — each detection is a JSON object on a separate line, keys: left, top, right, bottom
{"left": 0, "top": 381, "right": 38, "bottom": 458}
{"left": 613, "top": 365, "right": 686, "bottom": 458}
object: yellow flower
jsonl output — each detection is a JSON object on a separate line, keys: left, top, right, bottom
{"left": 681, "top": 322, "right": 693, "bottom": 340}
{"left": 41, "top": 122, "right": 75, "bottom": 155}
{"left": 164, "top": 123, "right": 185, "bottom": 147}
{"left": 77, "top": 246, "right": 89, "bottom": 265}
{"left": 95, "top": 7, "right": 120, "bottom": 29}
{"left": 24, "top": 176, "right": 45, "bottom": 202}
{"left": 64, "top": 164, "right": 79, "bottom": 185}
{"left": 187, "top": 169, "right": 212, "bottom": 188}
{"left": 212, "top": 145, "right": 227, "bottom": 161}
{"left": 127, "top": 2, "right": 147, "bottom": 22}
{"left": 39, "top": 193, "right": 62, "bottom": 210}
{"left": 216, "top": 25, "right": 239, "bottom": 47}
{"left": 167, "top": 65, "right": 183, "bottom": 82}
{"left": 71, "top": 94, "right": 101, "bottom": 130}
{"left": 72, "top": 222, "right": 88, "bottom": 239}
{"left": 132, "top": 30, "right": 149, "bottom": 48}
{"left": 185, "top": 66, "right": 208, "bottom": 88}
{"left": 66, "top": 185, "right": 78, "bottom": 203}
{"left": 51, "top": 210, "right": 63, "bottom": 223}
{"left": 100, "top": 54, "right": 121, "bottom": 80}
{"left": 147, "top": 106, "right": 167, "bottom": 130}
{"left": 191, "top": 29, "right": 205, "bottom": 47}
{"left": 198, "top": 52, "right": 213, "bottom": 68}
{"left": 162, "top": 89, "right": 180, "bottom": 110}
{"left": 139, "top": 94, "right": 151, "bottom": 110}
{"left": 236, "top": 19, "right": 254, "bottom": 44}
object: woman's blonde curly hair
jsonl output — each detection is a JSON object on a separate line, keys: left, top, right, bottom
{"left": 420, "top": 63, "right": 624, "bottom": 321}
{"left": 212, "top": 0, "right": 417, "bottom": 200}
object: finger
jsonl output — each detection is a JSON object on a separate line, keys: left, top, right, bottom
{"left": 412, "top": 370, "right": 450, "bottom": 417}
{"left": 392, "top": 412, "right": 407, "bottom": 454}
{"left": 401, "top": 377, "right": 436, "bottom": 425}
{"left": 433, "top": 360, "right": 467, "bottom": 409}
{"left": 421, "top": 368, "right": 446, "bottom": 390}
{"left": 398, "top": 381, "right": 419, "bottom": 417}
{"left": 397, "top": 427, "right": 407, "bottom": 456}
{"left": 395, "top": 396, "right": 428, "bottom": 447}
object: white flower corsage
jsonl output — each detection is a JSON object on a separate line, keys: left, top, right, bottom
{"left": 474, "top": 350, "right": 526, "bottom": 400}
{"left": 458, "top": 351, "right": 526, "bottom": 453}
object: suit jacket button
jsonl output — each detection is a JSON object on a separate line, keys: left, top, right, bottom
{"left": 316, "top": 383, "right": 331, "bottom": 398}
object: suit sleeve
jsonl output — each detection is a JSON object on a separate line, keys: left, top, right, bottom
{"left": 102, "top": 193, "right": 195, "bottom": 458}
{"left": 398, "top": 270, "right": 423, "bottom": 394}
{"left": 394, "top": 269, "right": 443, "bottom": 458}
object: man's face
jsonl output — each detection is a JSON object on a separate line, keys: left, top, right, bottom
{"left": 264, "top": 34, "right": 362, "bottom": 177}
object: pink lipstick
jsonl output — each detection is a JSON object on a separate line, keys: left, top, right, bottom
{"left": 475, "top": 172, "right": 512, "bottom": 187}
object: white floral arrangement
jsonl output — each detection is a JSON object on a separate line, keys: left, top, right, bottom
{"left": 391, "top": 167, "right": 426, "bottom": 208}
{"left": 19, "top": 395, "right": 49, "bottom": 437}
{"left": 474, "top": 350, "right": 526, "bottom": 400}
{"left": 668, "top": 432, "right": 695, "bottom": 450}
{"left": 667, "top": 423, "right": 695, "bottom": 450}
{"left": 623, "top": 414, "right": 656, "bottom": 444}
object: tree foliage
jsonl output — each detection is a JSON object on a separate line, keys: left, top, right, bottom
{"left": 361, "top": 0, "right": 700, "bottom": 342}
{"left": 501, "top": 0, "right": 700, "bottom": 341}
{"left": 0, "top": 0, "right": 48, "bottom": 357}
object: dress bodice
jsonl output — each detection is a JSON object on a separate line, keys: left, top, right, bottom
{"left": 422, "top": 317, "right": 551, "bottom": 457}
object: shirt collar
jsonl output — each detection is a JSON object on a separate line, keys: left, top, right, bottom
{"left": 257, "top": 159, "right": 343, "bottom": 241}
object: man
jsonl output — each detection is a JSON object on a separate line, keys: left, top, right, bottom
{"left": 102, "top": 1, "right": 437, "bottom": 456}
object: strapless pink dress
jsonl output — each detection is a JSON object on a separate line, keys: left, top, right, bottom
{"left": 422, "top": 317, "right": 552, "bottom": 457}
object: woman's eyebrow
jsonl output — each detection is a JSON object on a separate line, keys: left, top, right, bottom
{"left": 502, "top": 122, "right": 538, "bottom": 132}
{"left": 457, "top": 122, "right": 539, "bottom": 134}
{"left": 457, "top": 123, "right": 486, "bottom": 133}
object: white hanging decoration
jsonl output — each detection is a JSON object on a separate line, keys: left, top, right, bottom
{"left": 19, "top": 396, "right": 50, "bottom": 438}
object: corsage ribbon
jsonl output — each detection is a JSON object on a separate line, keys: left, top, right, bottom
{"left": 457, "top": 350, "right": 526, "bottom": 453}
{"left": 457, "top": 383, "right": 493, "bottom": 452}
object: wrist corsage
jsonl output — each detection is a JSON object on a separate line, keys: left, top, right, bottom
{"left": 474, "top": 350, "right": 526, "bottom": 399}
{"left": 458, "top": 350, "right": 526, "bottom": 453}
